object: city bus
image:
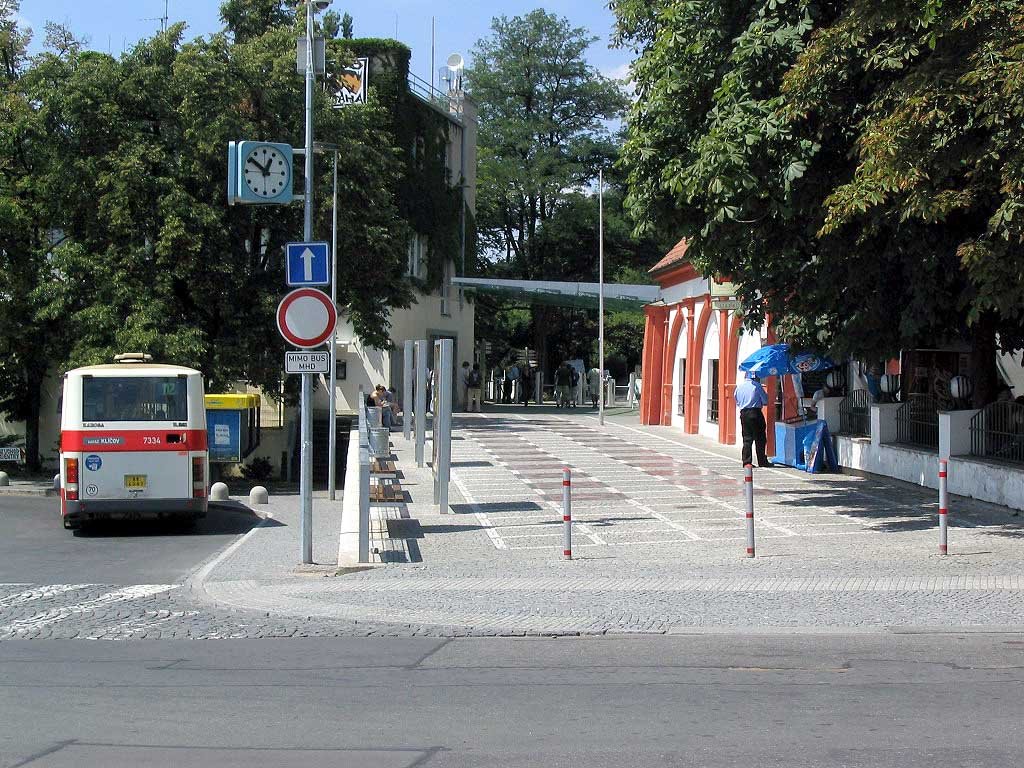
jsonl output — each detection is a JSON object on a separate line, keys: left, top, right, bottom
{"left": 58, "top": 353, "right": 208, "bottom": 529}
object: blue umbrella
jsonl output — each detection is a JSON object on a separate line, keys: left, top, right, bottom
{"left": 739, "top": 344, "right": 835, "bottom": 377}
{"left": 738, "top": 344, "right": 792, "bottom": 377}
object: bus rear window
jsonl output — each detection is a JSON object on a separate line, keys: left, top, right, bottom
{"left": 82, "top": 377, "right": 188, "bottom": 422}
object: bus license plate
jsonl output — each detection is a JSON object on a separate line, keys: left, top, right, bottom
{"left": 124, "top": 475, "right": 147, "bottom": 490}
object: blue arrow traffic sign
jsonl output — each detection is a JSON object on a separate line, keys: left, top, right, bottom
{"left": 286, "top": 242, "right": 330, "bottom": 286}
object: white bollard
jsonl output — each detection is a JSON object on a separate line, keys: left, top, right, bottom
{"left": 249, "top": 485, "right": 269, "bottom": 505}
{"left": 53, "top": 473, "right": 61, "bottom": 491}
{"left": 210, "top": 482, "right": 229, "bottom": 501}
{"left": 744, "top": 464, "right": 755, "bottom": 558}
{"left": 938, "top": 459, "right": 949, "bottom": 555}
{"left": 0, "top": 471, "right": 9, "bottom": 487}
{"left": 562, "top": 466, "right": 572, "bottom": 560}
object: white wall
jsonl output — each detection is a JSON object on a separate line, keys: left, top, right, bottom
{"left": 698, "top": 312, "right": 720, "bottom": 440}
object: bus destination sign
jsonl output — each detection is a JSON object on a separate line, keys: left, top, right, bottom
{"left": 285, "top": 351, "right": 331, "bottom": 374}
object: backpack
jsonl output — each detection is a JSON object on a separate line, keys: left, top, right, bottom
{"left": 468, "top": 369, "right": 482, "bottom": 387}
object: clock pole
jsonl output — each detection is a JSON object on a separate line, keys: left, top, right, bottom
{"left": 299, "top": 0, "right": 317, "bottom": 564}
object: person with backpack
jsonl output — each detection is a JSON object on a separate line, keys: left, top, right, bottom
{"left": 569, "top": 366, "right": 580, "bottom": 408}
{"left": 554, "top": 363, "right": 573, "bottom": 408}
{"left": 465, "top": 363, "right": 483, "bottom": 412}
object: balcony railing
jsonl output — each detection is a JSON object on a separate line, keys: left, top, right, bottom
{"left": 970, "top": 401, "right": 1024, "bottom": 464}
{"left": 839, "top": 389, "right": 870, "bottom": 436}
{"left": 894, "top": 394, "right": 939, "bottom": 449}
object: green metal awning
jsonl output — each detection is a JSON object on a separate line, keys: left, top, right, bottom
{"left": 453, "top": 277, "right": 659, "bottom": 313}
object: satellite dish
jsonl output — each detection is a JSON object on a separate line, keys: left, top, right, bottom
{"left": 446, "top": 53, "right": 464, "bottom": 70}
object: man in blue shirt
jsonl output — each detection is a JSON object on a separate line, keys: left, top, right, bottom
{"left": 734, "top": 372, "right": 772, "bottom": 467}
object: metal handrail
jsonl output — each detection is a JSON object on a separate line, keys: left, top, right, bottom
{"left": 895, "top": 393, "right": 939, "bottom": 449}
{"left": 839, "top": 389, "right": 870, "bottom": 436}
{"left": 970, "top": 401, "right": 1024, "bottom": 464}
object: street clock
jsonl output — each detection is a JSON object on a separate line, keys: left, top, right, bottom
{"left": 227, "top": 141, "right": 294, "bottom": 205}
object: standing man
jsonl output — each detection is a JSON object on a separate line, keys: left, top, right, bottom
{"left": 505, "top": 362, "right": 519, "bottom": 404}
{"left": 466, "top": 363, "right": 483, "bottom": 412}
{"left": 735, "top": 372, "right": 772, "bottom": 468}
{"left": 458, "top": 360, "right": 471, "bottom": 412}
{"left": 520, "top": 364, "right": 533, "bottom": 407}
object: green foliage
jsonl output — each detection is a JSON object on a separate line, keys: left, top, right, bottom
{"left": 468, "top": 9, "right": 634, "bottom": 371}
{"left": 0, "top": 4, "right": 424, "bottom": 464}
{"left": 240, "top": 455, "right": 274, "bottom": 481}
{"left": 616, "top": 0, "right": 1024, "bottom": 402}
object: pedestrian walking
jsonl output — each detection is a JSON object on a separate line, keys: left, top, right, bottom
{"left": 735, "top": 372, "right": 772, "bottom": 467}
{"left": 554, "top": 362, "right": 572, "bottom": 408}
{"left": 521, "top": 365, "right": 533, "bottom": 407}
{"left": 458, "top": 360, "right": 470, "bottom": 411}
{"left": 504, "top": 363, "right": 519, "bottom": 404}
{"left": 465, "top": 363, "right": 483, "bottom": 412}
{"left": 587, "top": 367, "right": 601, "bottom": 408}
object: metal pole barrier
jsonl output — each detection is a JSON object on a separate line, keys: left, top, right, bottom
{"left": 562, "top": 466, "right": 572, "bottom": 560}
{"left": 744, "top": 463, "right": 755, "bottom": 558}
{"left": 358, "top": 444, "right": 370, "bottom": 563}
{"left": 938, "top": 459, "right": 949, "bottom": 555}
{"left": 415, "top": 340, "right": 427, "bottom": 467}
{"left": 403, "top": 340, "right": 413, "bottom": 442}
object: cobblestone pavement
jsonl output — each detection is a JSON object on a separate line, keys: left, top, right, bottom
{"left": 5, "top": 410, "right": 1024, "bottom": 639}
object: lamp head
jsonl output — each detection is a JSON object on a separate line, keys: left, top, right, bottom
{"left": 313, "top": 0, "right": 331, "bottom": 11}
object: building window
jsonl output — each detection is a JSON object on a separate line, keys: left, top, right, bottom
{"left": 706, "top": 359, "right": 719, "bottom": 424}
{"left": 677, "top": 359, "right": 686, "bottom": 416}
{"left": 407, "top": 235, "right": 426, "bottom": 279}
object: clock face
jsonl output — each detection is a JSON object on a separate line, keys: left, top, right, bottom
{"left": 242, "top": 145, "right": 290, "bottom": 198}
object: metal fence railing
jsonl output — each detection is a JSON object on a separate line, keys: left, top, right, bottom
{"left": 839, "top": 389, "right": 871, "bottom": 436}
{"left": 677, "top": 391, "right": 685, "bottom": 416}
{"left": 970, "top": 401, "right": 1024, "bottom": 464}
{"left": 895, "top": 394, "right": 939, "bottom": 449}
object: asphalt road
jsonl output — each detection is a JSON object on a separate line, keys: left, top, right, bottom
{"left": 1, "top": 633, "right": 1022, "bottom": 767}
{"left": 0, "top": 495, "right": 261, "bottom": 584}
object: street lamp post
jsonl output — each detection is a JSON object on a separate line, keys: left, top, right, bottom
{"left": 598, "top": 169, "right": 605, "bottom": 427}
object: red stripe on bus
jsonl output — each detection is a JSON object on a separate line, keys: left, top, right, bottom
{"left": 60, "top": 429, "right": 208, "bottom": 452}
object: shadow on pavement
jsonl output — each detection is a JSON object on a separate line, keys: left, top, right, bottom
{"left": 72, "top": 500, "right": 277, "bottom": 539}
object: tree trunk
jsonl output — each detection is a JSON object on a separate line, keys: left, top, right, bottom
{"left": 970, "top": 312, "right": 1000, "bottom": 408}
{"left": 23, "top": 367, "right": 43, "bottom": 473}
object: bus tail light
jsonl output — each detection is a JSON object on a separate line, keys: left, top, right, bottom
{"left": 192, "top": 457, "right": 206, "bottom": 499}
{"left": 65, "top": 458, "right": 79, "bottom": 501}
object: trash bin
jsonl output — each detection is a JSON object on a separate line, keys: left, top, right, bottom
{"left": 366, "top": 406, "right": 383, "bottom": 429}
{"left": 368, "top": 427, "right": 390, "bottom": 458}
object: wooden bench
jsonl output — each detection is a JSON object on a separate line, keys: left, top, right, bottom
{"left": 371, "top": 458, "right": 397, "bottom": 474}
{"left": 369, "top": 482, "right": 403, "bottom": 502}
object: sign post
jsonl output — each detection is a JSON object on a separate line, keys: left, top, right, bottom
{"left": 277, "top": 288, "right": 338, "bottom": 564}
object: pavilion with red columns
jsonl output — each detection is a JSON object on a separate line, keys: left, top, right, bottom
{"left": 638, "top": 239, "right": 802, "bottom": 456}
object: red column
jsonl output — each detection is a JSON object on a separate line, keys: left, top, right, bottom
{"left": 640, "top": 304, "right": 667, "bottom": 425}
{"left": 718, "top": 309, "right": 729, "bottom": 444}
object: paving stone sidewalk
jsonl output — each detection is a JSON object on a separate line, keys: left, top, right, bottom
{"left": 195, "top": 407, "right": 1024, "bottom": 635}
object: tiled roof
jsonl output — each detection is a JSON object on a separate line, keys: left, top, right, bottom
{"left": 648, "top": 238, "right": 690, "bottom": 275}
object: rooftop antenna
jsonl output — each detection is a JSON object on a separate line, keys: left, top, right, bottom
{"left": 139, "top": 0, "right": 170, "bottom": 33}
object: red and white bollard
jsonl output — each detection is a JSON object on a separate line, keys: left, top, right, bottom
{"left": 562, "top": 466, "right": 572, "bottom": 560}
{"left": 938, "top": 459, "right": 949, "bottom": 555}
{"left": 744, "top": 464, "right": 756, "bottom": 558}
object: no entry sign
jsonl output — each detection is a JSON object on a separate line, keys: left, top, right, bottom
{"left": 276, "top": 288, "right": 338, "bottom": 349}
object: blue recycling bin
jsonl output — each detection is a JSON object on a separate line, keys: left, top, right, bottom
{"left": 205, "top": 394, "right": 261, "bottom": 463}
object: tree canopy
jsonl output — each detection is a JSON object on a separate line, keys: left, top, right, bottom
{"left": 616, "top": 0, "right": 1024, "bottom": 403}
{"left": 0, "top": 0, "right": 413, "bottom": 467}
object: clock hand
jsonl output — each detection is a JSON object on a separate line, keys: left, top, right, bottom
{"left": 247, "top": 156, "right": 269, "bottom": 174}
